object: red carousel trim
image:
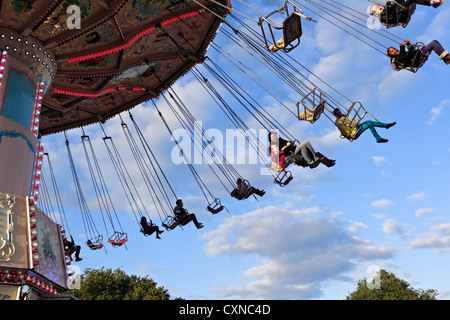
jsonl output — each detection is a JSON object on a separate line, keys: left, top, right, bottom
{"left": 66, "top": 9, "right": 205, "bottom": 64}
{"left": 53, "top": 86, "right": 145, "bottom": 97}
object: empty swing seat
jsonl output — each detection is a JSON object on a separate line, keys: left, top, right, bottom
{"left": 86, "top": 235, "right": 104, "bottom": 250}
{"left": 162, "top": 215, "right": 179, "bottom": 231}
{"left": 207, "top": 198, "right": 224, "bottom": 214}
{"left": 108, "top": 231, "right": 127, "bottom": 247}
{"left": 298, "top": 101, "right": 326, "bottom": 123}
{"left": 274, "top": 170, "right": 293, "bottom": 187}
{"left": 297, "top": 88, "right": 327, "bottom": 124}
{"left": 259, "top": 1, "right": 314, "bottom": 53}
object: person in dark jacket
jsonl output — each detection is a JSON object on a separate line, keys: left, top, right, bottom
{"left": 169, "top": 199, "right": 204, "bottom": 229}
{"left": 386, "top": 39, "right": 450, "bottom": 70}
{"left": 67, "top": 235, "right": 82, "bottom": 262}
{"left": 370, "top": 0, "right": 443, "bottom": 26}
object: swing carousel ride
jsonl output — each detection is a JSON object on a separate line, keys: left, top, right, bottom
{"left": 0, "top": 0, "right": 446, "bottom": 299}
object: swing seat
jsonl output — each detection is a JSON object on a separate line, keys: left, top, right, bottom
{"left": 230, "top": 180, "right": 252, "bottom": 200}
{"left": 207, "top": 198, "right": 224, "bottom": 214}
{"left": 297, "top": 88, "right": 327, "bottom": 124}
{"left": 384, "top": 1, "right": 415, "bottom": 29}
{"left": 274, "top": 170, "right": 293, "bottom": 187}
{"left": 140, "top": 228, "right": 151, "bottom": 237}
{"left": 327, "top": 101, "right": 374, "bottom": 142}
{"left": 266, "top": 13, "right": 302, "bottom": 53}
{"left": 86, "top": 235, "right": 104, "bottom": 250}
{"left": 259, "top": 1, "right": 313, "bottom": 53}
{"left": 162, "top": 215, "right": 178, "bottom": 231}
{"left": 297, "top": 101, "right": 326, "bottom": 123}
{"left": 108, "top": 231, "right": 127, "bottom": 247}
{"left": 230, "top": 189, "right": 250, "bottom": 200}
{"left": 401, "top": 42, "right": 430, "bottom": 73}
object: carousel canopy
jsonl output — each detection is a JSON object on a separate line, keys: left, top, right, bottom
{"left": 0, "top": 0, "right": 231, "bottom": 135}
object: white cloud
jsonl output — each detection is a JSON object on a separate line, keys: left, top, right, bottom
{"left": 407, "top": 192, "right": 432, "bottom": 201}
{"left": 409, "top": 233, "right": 450, "bottom": 249}
{"left": 371, "top": 156, "right": 387, "bottom": 166}
{"left": 415, "top": 208, "right": 435, "bottom": 217}
{"left": 202, "top": 205, "right": 394, "bottom": 299}
{"left": 370, "top": 198, "right": 393, "bottom": 208}
{"left": 432, "top": 223, "right": 450, "bottom": 234}
{"left": 428, "top": 100, "right": 450, "bottom": 125}
{"left": 348, "top": 221, "right": 368, "bottom": 234}
{"left": 419, "top": 6, "right": 450, "bottom": 42}
{"left": 382, "top": 218, "right": 409, "bottom": 237}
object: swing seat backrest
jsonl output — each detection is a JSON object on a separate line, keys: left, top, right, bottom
{"left": 338, "top": 101, "right": 370, "bottom": 140}
{"left": 283, "top": 13, "right": 302, "bottom": 47}
{"left": 274, "top": 170, "right": 293, "bottom": 187}
{"left": 260, "top": 1, "right": 311, "bottom": 53}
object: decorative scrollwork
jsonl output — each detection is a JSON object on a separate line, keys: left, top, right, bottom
{"left": 0, "top": 242, "right": 15, "bottom": 261}
{"left": 0, "top": 194, "right": 15, "bottom": 211}
{"left": 0, "top": 193, "right": 16, "bottom": 261}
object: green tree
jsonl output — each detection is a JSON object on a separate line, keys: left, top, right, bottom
{"left": 67, "top": 267, "right": 171, "bottom": 300}
{"left": 345, "top": 269, "right": 438, "bottom": 300}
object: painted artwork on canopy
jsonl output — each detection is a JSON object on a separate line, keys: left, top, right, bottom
{"left": 53, "top": 21, "right": 119, "bottom": 55}
{"left": 124, "top": 0, "right": 190, "bottom": 24}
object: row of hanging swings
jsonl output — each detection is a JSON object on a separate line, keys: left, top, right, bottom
{"left": 80, "top": 128, "right": 128, "bottom": 248}
{"left": 289, "top": 0, "right": 428, "bottom": 72}
{"left": 157, "top": 86, "right": 265, "bottom": 198}
{"left": 160, "top": 0, "right": 292, "bottom": 186}
{"left": 197, "top": 5, "right": 389, "bottom": 142}
{"left": 191, "top": 59, "right": 294, "bottom": 187}
{"left": 146, "top": 61, "right": 264, "bottom": 200}
{"left": 119, "top": 111, "right": 186, "bottom": 232}
{"left": 295, "top": 87, "right": 381, "bottom": 142}
{"left": 65, "top": 131, "right": 106, "bottom": 251}
{"left": 100, "top": 122, "right": 163, "bottom": 237}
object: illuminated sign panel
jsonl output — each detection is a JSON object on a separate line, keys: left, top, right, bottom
{"left": 31, "top": 206, "right": 68, "bottom": 290}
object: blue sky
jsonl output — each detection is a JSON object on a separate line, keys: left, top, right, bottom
{"left": 40, "top": 0, "right": 450, "bottom": 299}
